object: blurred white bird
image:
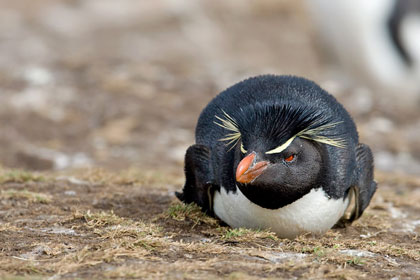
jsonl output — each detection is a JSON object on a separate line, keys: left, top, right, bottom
{"left": 305, "top": 0, "right": 420, "bottom": 97}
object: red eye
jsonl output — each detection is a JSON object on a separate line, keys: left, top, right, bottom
{"left": 284, "top": 155, "right": 295, "bottom": 162}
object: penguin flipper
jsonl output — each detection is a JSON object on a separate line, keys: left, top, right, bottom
{"left": 175, "top": 144, "right": 217, "bottom": 214}
{"left": 348, "top": 143, "right": 377, "bottom": 222}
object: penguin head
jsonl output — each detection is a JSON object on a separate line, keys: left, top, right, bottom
{"left": 215, "top": 102, "right": 346, "bottom": 209}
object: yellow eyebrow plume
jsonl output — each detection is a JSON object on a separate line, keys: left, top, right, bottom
{"left": 266, "top": 121, "right": 346, "bottom": 154}
{"left": 214, "top": 110, "right": 241, "bottom": 150}
{"left": 297, "top": 121, "right": 346, "bottom": 148}
{"left": 265, "top": 136, "right": 296, "bottom": 154}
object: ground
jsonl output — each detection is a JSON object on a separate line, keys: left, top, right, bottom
{"left": 0, "top": 1, "right": 419, "bottom": 279}
{"left": 0, "top": 169, "right": 419, "bottom": 279}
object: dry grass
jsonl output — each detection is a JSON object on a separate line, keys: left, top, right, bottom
{"left": 59, "top": 167, "right": 184, "bottom": 186}
{"left": 165, "top": 202, "right": 219, "bottom": 227}
{"left": 221, "top": 228, "right": 278, "bottom": 241}
{"left": 0, "top": 167, "right": 419, "bottom": 279}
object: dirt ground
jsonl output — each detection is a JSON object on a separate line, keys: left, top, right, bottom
{"left": 0, "top": 1, "right": 419, "bottom": 279}
{"left": 0, "top": 169, "right": 419, "bottom": 279}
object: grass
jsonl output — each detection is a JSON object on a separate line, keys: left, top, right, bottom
{"left": 346, "top": 257, "right": 366, "bottom": 266}
{"left": 82, "top": 210, "right": 129, "bottom": 228}
{"left": 75, "top": 210, "right": 164, "bottom": 250}
{"left": 0, "top": 169, "right": 45, "bottom": 184}
{"left": 0, "top": 168, "right": 418, "bottom": 279}
{"left": 63, "top": 167, "right": 183, "bottom": 186}
{"left": 222, "top": 228, "right": 278, "bottom": 241}
{"left": 0, "top": 276, "right": 45, "bottom": 280}
{"left": 166, "top": 202, "right": 219, "bottom": 227}
{"left": 313, "top": 246, "right": 326, "bottom": 257}
{"left": 223, "top": 228, "right": 249, "bottom": 239}
{"left": 0, "top": 189, "right": 52, "bottom": 203}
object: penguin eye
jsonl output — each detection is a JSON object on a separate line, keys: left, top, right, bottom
{"left": 284, "top": 154, "right": 295, "bottom": 163}
{"left": 240, "top": 143, "right": 247, "bottom": 153}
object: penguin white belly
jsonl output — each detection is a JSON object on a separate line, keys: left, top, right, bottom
{"left": 213, "top": 186, "right": 349, "bottom": 239}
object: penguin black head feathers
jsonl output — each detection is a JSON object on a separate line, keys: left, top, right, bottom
{"left": 177, "top": 75, "right": 377, "bottom": 238}
{"left": 215, "top": 103, "right": 346, "bottom": 153}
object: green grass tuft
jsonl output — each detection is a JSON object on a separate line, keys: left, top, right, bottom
{"left": 223, "top": 228, "right": 249, "bottom": 239}
{"left": 0, "top": 169, "right": 45, "bottom": 184}
{"left": 0, "top": 189, "right": 51, "bottom": 203}
{"left": 346, "top": 257, "right": 365, "bottom": 266}
{"left": 313, "top": 246, "right": 326, "bottom": 257}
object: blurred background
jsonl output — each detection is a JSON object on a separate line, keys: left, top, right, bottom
{"left": 0, "top": 0, "right": 419, "bottom": 175}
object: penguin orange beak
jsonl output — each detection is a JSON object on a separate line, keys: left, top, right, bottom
{"left": 236, "top": 152, "right": 269, "bottom": 184}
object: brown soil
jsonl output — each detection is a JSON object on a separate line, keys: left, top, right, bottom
{"left": 0, "top": 169, "right": 419, "bottom": 279}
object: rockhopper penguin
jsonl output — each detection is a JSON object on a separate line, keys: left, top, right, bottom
{"left": 176, "top": 75, "right": 377, "bottom": 239}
